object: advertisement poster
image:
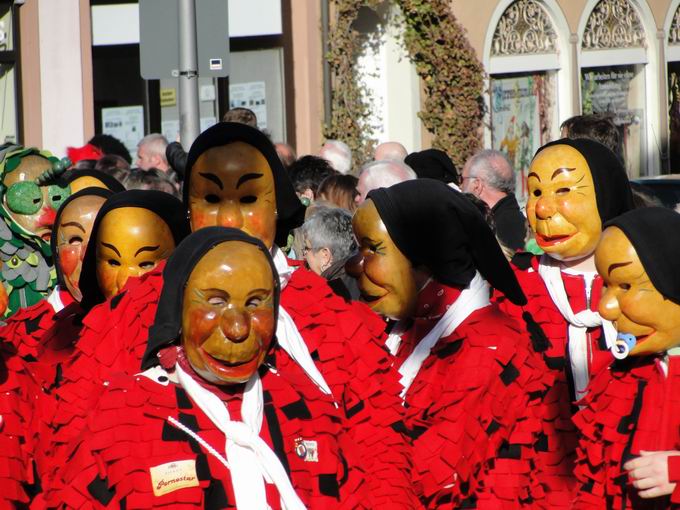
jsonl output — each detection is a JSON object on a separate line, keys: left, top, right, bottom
{"left": 490, "top": 75, "right": 542, "bottom": 205}
{"left": 229, "top": 81, "right": 267, "bottom": 130}
{"left": 581, "top": 65, "right": 646, "bottom": 177}
{"left": 102, "top": 106, "right": 144, "bottom": 157}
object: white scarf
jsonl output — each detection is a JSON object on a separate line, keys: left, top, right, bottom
{"left": 537, "top": 255, "right": 617, "bottom": 400}
{"left": 46, "top": 285, "right": 66, "bottom": 313}
{"left": 397, "top": 272, "right": 491, "bottom": 398}
{"left": 175, "top": 364, "right": 306, "bottom": 510}
{"left": 272, "top": 247, "right": 333, "bottom": 398}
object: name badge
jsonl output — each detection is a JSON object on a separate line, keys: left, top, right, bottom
{"left": 295, "top": 438, "right": 319, "bottom": 462}
{"left": 150, "top": 459, "right": 199, "bottom": 496}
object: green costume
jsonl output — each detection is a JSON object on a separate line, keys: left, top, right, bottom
{"left": 0, "top": 144, "right": 70, "bottom": 317}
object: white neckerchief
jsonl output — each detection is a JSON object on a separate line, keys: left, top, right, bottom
{"left": 47, "top": 285, "right": 66, "bottom": 313}
{"left": 271, "top": 246, "right": 333, "bottom": 398}
{"left": 175, "top": 364, "right": 305, "bottom": 510}
{"left": 537, "top": 254, "right": 617, "bottom": 400}
{"left": 397, "top": 272, "right": 491, "bottom": 398}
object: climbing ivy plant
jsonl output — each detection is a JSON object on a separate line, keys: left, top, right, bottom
{"left": 324, "top": 0, "right": 486, "bottom": 169}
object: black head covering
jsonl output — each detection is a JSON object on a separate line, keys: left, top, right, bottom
{"left": 50, "top": 187, "right": 115, "bottom": 290}
{"left": 604, "top": 207, "right": 680, "bottom": 306}
{"left": 534, "top": 138, "right": 635, "bottom": 223}
{"left": 367, "top": 179, "right": 526, "bottom": 305}
{"left": 60, "top": 168, "right": 126, "bottom": 193}
{"left": 79, "top": 190, "right": 191, "bottom": 309}
{"left": 183, "top": 122, "right": 305, "bottom": 247}
{"left": 141, "top": 226, "right": 281, "bottom": 370}
{"left": 404, "top": 149, "right": 459, "bottom": 185}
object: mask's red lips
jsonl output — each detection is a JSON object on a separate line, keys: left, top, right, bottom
{"left": 536, "top": 232, "right": 575, "bottom": 247}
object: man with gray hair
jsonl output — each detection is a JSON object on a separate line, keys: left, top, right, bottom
{"left": 319, "top": 140, "right": 353, "bottom": 174}
{"left": 374, "top": 141, "right": 408, "bottom": 162}
{"left": 355, "top": 159, "right": 417, "bottom": 205}
{"left": 136, "top": 133, "right": 170, "bottom": 172}
{"left": 461, "top": 149, "right": 527, "bottom": 251}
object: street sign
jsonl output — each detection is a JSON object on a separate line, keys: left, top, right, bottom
{"left": 139, "top": 0, "right": 229, "bottom": 79}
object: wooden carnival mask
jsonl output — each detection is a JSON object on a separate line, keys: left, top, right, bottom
{"left": 181, "top": 241, "right": 276, "bottom": 384}
{"left": 55, "top": 194, "right": 107, "bottom": 302}
{"left": 3, "top": 155, "right": 70, "bottom": 242}
{"left": 527, "top": 144, "right": 601, "bottom": 260}
{"left": 348, "top": 199, "right": 417, "bottom": 320}
{"left": 95, "top": 207, "right": 175, "bottom": 299}
{"left": 69, "top": 175, "right": 110, "bottom": 194}
{"left": 595, "top": 226, "right": 680, "bottom": 356}
{"left": 187, "top": 142, "right": 277, "bottom": 249}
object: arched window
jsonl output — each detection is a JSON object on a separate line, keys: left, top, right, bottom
{"left": 580, "top": 0, "right": 648, "bottom": 177}
{"left": 487, "top": 0, "right": 563, "bottom": 204}
{"left": 667, "top": 3, "right": 680, "bottom": 171}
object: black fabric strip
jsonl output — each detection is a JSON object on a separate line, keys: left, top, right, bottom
{"left": 263, "top": 390, "right": 291, "bottom": 477}
{"left": 205, "top": 480, "right": 229, "bottom": 509}
{"left": 24, "top": 310, "right": 48, "bottom": 334}
{"left": 281, "top": 399, "right": 312, "bottom": 420}
{"left": 344, "top": 400, "right": 364, "bottom": 420}
{"left": 87, "top": 475, "right": 115, "bottom": 505}
{"left": 175, "top": 386, "right": 193, "bottom": 409}
{"left": 617, "top": 379, "right": 647, "bottom": 510}
{"left": 318, "top": 474, "right": 340, "bottom": 498}
{"left": 499, "top": 361, "right": 520, "bottom": 386}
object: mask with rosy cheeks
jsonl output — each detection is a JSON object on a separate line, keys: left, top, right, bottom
{"left": 596, "top": 226, "right": 680, "bottom": 356}
{"left": 55, "top": 194, "right": 107, "bottom": 301}
{"left": 527, "top": 144, "right": 602, "bottom": 261}
{"left": 187, "top": 142, "right": 277, "bottom": 248}
{"left": 3, "top": 155, "right": 70, "bottom": 242}
{"left": 181, "top": 241, "right": 276, "bottom": 384}
{"left": 95, "top": 207, "right": 176, "bottom": 299}
{"left": 347, "top": 199, "right": 418, "bottom": 320}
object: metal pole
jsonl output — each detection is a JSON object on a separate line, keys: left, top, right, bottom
{"left": 178, "top": 0, "right": 200, "bottom": 150}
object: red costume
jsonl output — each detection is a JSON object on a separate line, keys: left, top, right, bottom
{"left": 496, "top": 253, "right": 611, "bottom": 507}
{"left": 573, "top": 356, "right": 680, "bottom": 509}
{"left": 43, "top": 348, "right": 356, "bottom": 509}
{"left": 393, "top": 280, "right": 546, "bottom": 509}
{"left": 46, "top": 264, "right": 415, "bottom": 508}
{"left": 0, "top": 345, "right": 40, "bottom": 508}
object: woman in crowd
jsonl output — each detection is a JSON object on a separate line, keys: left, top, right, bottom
{"left": 316, "top": 174, "right": 359, "bottom": 212}
{"left": 300, "top": 206, "right": 360, "bottom": 301}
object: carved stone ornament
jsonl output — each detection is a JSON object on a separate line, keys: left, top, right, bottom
{"left": 582, "top": 0, "right": 646, "bottom": 50}
{"left": 492, "top": 0, "right": 558, "bottom": 56}
{"left": 669, "top": 5, "right": 680, "bottom": 45}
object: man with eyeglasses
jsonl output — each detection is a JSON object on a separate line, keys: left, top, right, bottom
{"left": 461, "top": 149, "right": 527, "bottom": 252}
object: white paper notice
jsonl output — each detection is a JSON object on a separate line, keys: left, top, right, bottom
{"left": 161, "top": 120, "right": 180, "bottom": 143}
{"left": 101, "top": 106, "right": 145, "bottom": 156}
{"left": 229, "top": 81, "right": 267, "bottom": 130}
{"left": 200, "top": 117, "right": 217, "bottom": 133}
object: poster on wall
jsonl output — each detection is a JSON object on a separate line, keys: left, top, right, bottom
{"left": 490, "top": 75, "right": 542, "bottom": 205}
{"left": 229, "top": 81, "right": 267, "bottom": 130}
{"left": 581, "top": 64, "right": 646, "bottom": 178}
{"left": 102, "top": 106, "right": 145, "bottom": 157}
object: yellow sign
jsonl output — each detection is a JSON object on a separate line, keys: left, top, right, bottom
{"left": 160, "top": 88, "right": 177, "bottom": 107}
{"left": 150, "top": 459, "right": 199, "bottom": 496}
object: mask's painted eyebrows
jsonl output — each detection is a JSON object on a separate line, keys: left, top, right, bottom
{"left": 528, "top": 172, "right": 541, "bottom": 182}
{"left": 551, "top": 167, "right": 576, "bottom": 180}
{"left": 199, "top": 172, "right": 223, "bottom": 190}
{"left": 61, "top": 221, "right": 86, "bottom": 233}
{"left": 134, "top": 245, "right": 160, "bottom": 257}
{"left": 608, "top": 261, "right": 632, "bottom": 276}
{"left": 100, "top": 242, "right": 121, "bottom": 256}
{"left": 236, "top": 173, "right": 263, "bottom": 189}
